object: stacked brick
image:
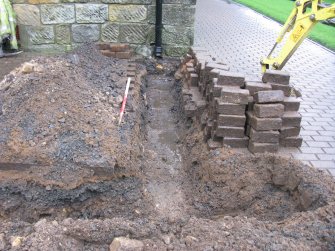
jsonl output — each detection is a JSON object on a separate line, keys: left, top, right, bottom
{"left": 262, "top": 70, "right": 303, "bottom": 148}
{"left": 180, "top": 48, "right": 303, "bottom": 153}
{"left": 97, "top": 43, "right": 133, "bottom": 59}
{"left": 247, "top": 90, "right": 284, "bottom": 153}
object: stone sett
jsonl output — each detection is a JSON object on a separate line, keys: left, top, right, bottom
{"left": 245, "top": 82, "right": 272, "bottom": 96}
{"left": 249, "top": 141, "right": 279, "bottom": 153}
{"left": 220, "top": 87, "right": 249, "bottom": 104}
{"left": 254, "top": 90, "right": 284, "bottom": 104}
{"left": 247, "top": 112, "right": 282, "bottom": 131}
{"left": 262, "top": 69, "right": 290, "bottom": 85}
{"left": 217, "top": 114, "right": 246, "bottom": 127}
{"left": 249, "top": 128, "right": 279, "bottom": 143}
{"left": 253, "top": 103, "right": 284, "bottom": 118}
{"left": 216, "top": 102, "right": 246, "bottom": 115}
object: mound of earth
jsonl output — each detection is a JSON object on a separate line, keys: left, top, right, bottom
{"left": 0, "top": 44, "right": 144, "bottom": 171}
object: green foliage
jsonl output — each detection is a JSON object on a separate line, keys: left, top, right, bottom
{"left": 234, "top": 0, "right": 335, "bottom": 50}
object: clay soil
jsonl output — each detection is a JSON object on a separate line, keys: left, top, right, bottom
{"left": 0, "top": 45, "right": 334, "bottom": 251}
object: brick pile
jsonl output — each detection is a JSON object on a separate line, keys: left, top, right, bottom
{"left": 97, "top": 43, "right": 133, "bottom": 59}
{"left": 262, "top": 70, "right": 303, "bottom": 148}
{"left": 246, "top": 90, "right": 284, "bottom": 153}
{"left": 179, "top": 48, "right": 303, "bottom": 153}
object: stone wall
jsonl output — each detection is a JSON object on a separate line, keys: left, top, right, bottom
{"left": 12, "top": 0, "right": 196, "bottom": 56}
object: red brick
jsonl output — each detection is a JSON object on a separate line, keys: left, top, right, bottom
{"left": 110, "top": 43, "right": 130, "bottom": 52}
{"left": 96, "top": 42, "right": 110, "bottom": 50}
{"left": 100, "top": 50, "right": 115, "bottom": 57}
{"left": 116, "top": 51, "right": 132, "bottom": 59}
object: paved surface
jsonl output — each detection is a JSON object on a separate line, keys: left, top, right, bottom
{"left": 194, "top": 0, "right": 335, "bottom": 176}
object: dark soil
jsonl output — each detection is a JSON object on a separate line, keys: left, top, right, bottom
{"left": 0, "top": 46, "right": 334, "bottom": 250}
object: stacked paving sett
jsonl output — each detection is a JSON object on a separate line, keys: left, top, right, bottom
{"left": 180, "top": 47, "right": 303, "bottom": 153}
{"left": 262, "top": 70, "right": 303, "bottom": 148}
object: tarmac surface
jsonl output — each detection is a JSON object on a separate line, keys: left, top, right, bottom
{"left": 194, "top": 0, "right": 335, "bottom": 176}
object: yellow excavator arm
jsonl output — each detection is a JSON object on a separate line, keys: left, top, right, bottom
{"left": 261, "top": 0, "right": 335, "bottom": 72}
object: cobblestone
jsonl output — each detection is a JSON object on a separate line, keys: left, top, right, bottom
{"left": 195, "top": 0, "right": 335, "bottom": 176}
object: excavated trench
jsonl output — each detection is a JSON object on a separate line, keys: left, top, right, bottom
{"left": 0, "top": 51, "right": 334, "bottom": 250}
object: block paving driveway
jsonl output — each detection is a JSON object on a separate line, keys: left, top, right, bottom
{"left": 194, "top": 0, "right": 335, "bottom": 176}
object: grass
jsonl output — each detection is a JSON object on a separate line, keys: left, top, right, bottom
{"left": 234, "top": 0, "right": 335, "bottom": 51}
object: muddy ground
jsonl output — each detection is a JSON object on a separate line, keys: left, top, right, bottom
{"left": 0, "top": 45, "right": 334, "bottom": 250}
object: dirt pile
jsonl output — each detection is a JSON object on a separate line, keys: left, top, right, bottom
{"left": 0, "top": 45, "right": 151, "bottom": 223}
{"left": 0, "top": 44, "right": 144, "bottom": 170}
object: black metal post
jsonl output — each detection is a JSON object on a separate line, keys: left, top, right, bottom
{"left": 154, "top": 0, "right": 163, "bottom": 58}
